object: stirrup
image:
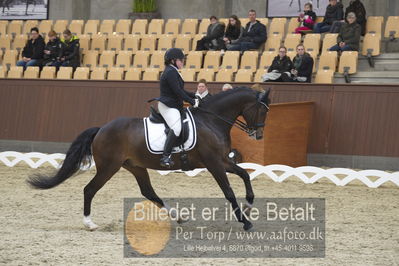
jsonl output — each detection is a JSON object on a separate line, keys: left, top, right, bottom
{"left": 160, "top": 155, "right": 174, "bottom": 168}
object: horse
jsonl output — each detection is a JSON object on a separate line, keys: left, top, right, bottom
{"left": 24, "top": 0, "right": 37, "bottom": 15}
{"left": 27, "top": 87, "right": 271, "bottom": 231}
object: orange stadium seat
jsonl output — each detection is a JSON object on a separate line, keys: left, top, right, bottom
{"left": 147, "top": 19, "right": 164, "bottom": 37}
{"left": 142, "top": 68, "right": 159, "bottom": 81}
{"left": 7, "top": 66, "right": 23, "bottom": 78}
{"left": 220, "top": 51, "right": 239, "bottom": 72}
{"left": 131, "top": 19, "right": 147, "bottom": 35}
{"left": 0, "top": 35, "right": 12, "bottom": 51}
{"left": 269, "top": 18, "right": 286, "bottom": 35}
{"left": 164, "top": 19, "right": 180, "bottom": 36}
{"left": 240, "top": 51, "right": 258, "bottom": 72}
{"left": 107, "top": 67, "right": 124, "bottom": 80}
{"left": 366, "top": 16, "right": 384, "bottom": 35}
{"left": 99, "top": 50, "right": 116, "bottom": 70}
{"left": 40, "top": 66, "right": 56, "bottom": 79}
{"left": 215, "top": 68, "right": 233, "bottom": 82}
{"left": 235, "top": 69, "right": 252, "bottom": 82}
{"left": 3, "top": 50, "right": 18, "bottom": 67}
{"left": 69, "top": 20, "right": 84, "bottom": 35}
{"left": 124, "top": 34, "right": 140, "bottom": 53}
{"left": 157, "top": 34, "right": 174, "bottom": 51}
{"left": 180, "top": 68, "right": 196, "bottom": 81}
{"left": 258, "top": 18, "right": 268, "bottom": 27}
{"left": 99, "top": 20, "right": 115, "bottom": 35}
{"left": 191, "top": 34, "right": 204, "bottom": 51}
{"left": 175, "top": 34, "right": 192, "bottom": 54}
{"left": 265, "top": 34, "right": 282, "bottom": 52}
{"left": 125, "top": 67, "right": 141, "bottom": 80}
{"left": 303, "top": 33, "right": 321, "bottom": 54}
{"left": 140, "top": 34, "right": 157, "bottom": 52}
{"left": 115, "top": 50, "right": 133, "bottom": 70}
{"left": 318, "top": 51, "right": 337, "bottom": 71}
{"left": 23, "top": 20, "right": 38, "bottom": 35}
{"left": 254, "top": 69, "right": 266, "bottom": 82}
{"left": 73, "top": 67, "right": 90, "bottom": 80}
{"left": 13, "top": 34, "right": 27, "bottom": 51}
{"left": 38, "top": 20, "right": 53, "bottom": 36}
{"left": 198, "top": 19, "right": 210, "bottom": 35}
{"left": 84, "top": 20, "right": 100, "bottom": 35}
{"left": 83, "top": 50, "right": 99, "bottom": 69}
{"left": 132, "top": 50, "right": 150, "bottom": 70}
{"left": 0, "top": 21, "right": 8, "bottom": 36}
{"left": 53, "top": 20, "right": 68, "bottom": 34}
{"left": 185, "top": 51, "right": 203, "bottom": 71}
{"left": 259, "top": 51, "right": 278, "bottom": 70}
{"left": 149, "top": 51, "right": 166, "bottom": 71}
{"left": 203, "top": 51, "right": 221, "bottom": 70}
{"left": 77, "top": 34, "right": 91, "bottom": 54}
{"left": 239, "top": 18, "right": 249, "bottom": 27}
{"left": 90, "top": 67, "right": 107, "bottom": 80}
{"left": 91, "top": 34, "right": 106, "bottom": 52}
{"left": 107, "top": 33, "right": 123, "bottom": 52}
{"left": 57, "top": 67, "right": 73, "bottom": 79}
{"left": 322, "top": 33, "right": 338, "bottom": 52}
{"left": 362, "top": 33, "right": 381, "bottom": 57}
{"left": 384, "top": 16, "right": 399, "bottom": 39}
{"left": 8, "top": 20, "right": 23, "bottom": 36}
{"left": 23, "top": 66, "right": 39, "bottom": 79}
{"left": 287, "top": 18, "right": 300, "bottom": 35}
{"left": 181, "top": 19, "right": 198, "bottom": 36}
{"left": 197, "top": 68, "right": 214, "bottom": 81}
{"left": 338, "top": 51, "right": 358, "bottom": 74}
{"left": 314, "top": 69, "right": 334, "bottom": 84}
{"left": 284, "top": 33, "right": 301, "bottom": 52}
{"left": 115, "top": 19, "right": 132, "bottom": 35}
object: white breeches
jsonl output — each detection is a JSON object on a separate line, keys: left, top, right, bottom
{"left": 158, "top": 102, "right": 182, "bottom": 136}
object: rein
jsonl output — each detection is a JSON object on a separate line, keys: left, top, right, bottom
{"left": 196, "top": 100, "right": 269, "bottom": 134}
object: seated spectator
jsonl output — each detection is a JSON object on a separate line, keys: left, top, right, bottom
{"left": 314, "top": 0, "right": 343, "bottom": 33}
{"left": 290, "top": 44, "right": 314, "bottom": 83}
{"left": 196, "top": 16, "right": 225, "bottom": 51}
{"left": 345, "top": 0, "right": 366, "bottom": 35}
{"left": 42, "top": 30, "right": 63, "bottom": 67}
{"left": 222, "top": 83, "right": 233, "bottom": 91}
{"left": 295, "top": 2, "right": 317, "bottom": 34}
{"left": 262, "top": 46, "right": 293, "bottom": 82}
{"left": 195, "top": 79, "right": 212, "bottom": 101}
{"left": 60, "top": 29, "right": 80, "bottom": 69}
{"left": 222, "top": 15, "right": 243, "bottom": 51}
{"left": 227, "top": 9, "right": 267, "bottom": 52}
{"left": 16, "top": 27, "right": 45, "bottom": 68}
{"left": 329, "top": 12, "right": 361, "bottom": 52}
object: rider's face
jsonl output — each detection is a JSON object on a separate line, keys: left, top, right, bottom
{"left": 197, "top": 83, "right": 207, "bottom": 94}
{"left": 175, "top": 58, "right": 184, "bottom": 69}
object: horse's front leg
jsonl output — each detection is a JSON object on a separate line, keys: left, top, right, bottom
{"left": 204, "top": 158, "right": 253, "bottom": 231}
{"left": 225, "top": 162, "right": 254, "bottom": 216}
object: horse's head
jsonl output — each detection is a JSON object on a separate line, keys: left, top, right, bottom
{"left": 241, "top": 88, "right": 271, "bottom": 140}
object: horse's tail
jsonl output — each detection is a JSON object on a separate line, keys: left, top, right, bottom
{"left": 27, "top": 127, "right": 100, "bottom": 189}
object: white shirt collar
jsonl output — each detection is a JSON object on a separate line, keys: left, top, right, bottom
{"left": 195, "top": 90, "right": 209, "bottom": 99}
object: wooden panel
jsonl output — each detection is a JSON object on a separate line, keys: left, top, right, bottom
{"left": 231, "top": 102, "right": 314, "bottom": 166}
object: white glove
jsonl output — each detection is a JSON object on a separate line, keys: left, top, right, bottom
{"left": 193, "top": 98, "right": 200, "bottom": 108}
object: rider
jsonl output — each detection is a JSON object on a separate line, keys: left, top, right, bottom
{"left": 158, "top": 48, "right": 200, "bottom": 167}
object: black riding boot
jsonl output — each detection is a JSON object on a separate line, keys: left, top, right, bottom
{"left": 160, "top": 130, "right": 177, "bottom": 168}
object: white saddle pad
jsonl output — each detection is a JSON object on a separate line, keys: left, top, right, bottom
{"left": 143, "top": 108, "right": 197, "bottom": 154}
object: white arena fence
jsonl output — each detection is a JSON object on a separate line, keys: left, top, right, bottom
{"left": 1, "top": 151, "right": 398, "bottom": 189}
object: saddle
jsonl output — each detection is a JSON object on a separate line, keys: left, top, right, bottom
{"left": 149, "top": 106, "right": 190, "bottom": 147}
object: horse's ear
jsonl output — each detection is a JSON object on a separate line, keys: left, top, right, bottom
{"left": 261, "top": 88, "right": 271, "bottom": 103}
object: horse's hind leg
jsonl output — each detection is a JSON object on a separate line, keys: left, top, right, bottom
{"left": 225, "top": 163, "right": 254, "bottom": 213}
{"left": 122, "top": 161, "right": 185, "bottom": 222}
{"left": 83, "top": 159, "right": 122, "bottom": 230}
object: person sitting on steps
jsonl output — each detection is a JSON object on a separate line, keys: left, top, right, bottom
{"left": 158, "top": 48, "right": 200, "bottom": 168}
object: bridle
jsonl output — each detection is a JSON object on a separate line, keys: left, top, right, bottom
{"left": 196, "top": 93, "right": 270, "bottom": 135}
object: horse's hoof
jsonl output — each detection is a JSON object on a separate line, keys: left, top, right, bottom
{"left": 243, "top": 222, "right": 253, "bottom": 231}
{"left": 83, "top": 216, "right": 99, "bottom": 231}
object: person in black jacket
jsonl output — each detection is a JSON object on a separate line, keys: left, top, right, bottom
{"left": 227, "top": 9, "right": 267, "bottom": 52}
{"left": 60, "top": 29, "right": 80, "bottom": 69}
{"left": 291, "top": 44, "right": 314, "bottom": 83}
{"left": 262, "top": 46, "right": 293, "bottom": 82}
{"left": 196, "top": 16, "right": 225, "bottom": 51}
{"left": 42, "top": 30, "right": 63, "bottom": 67}
{"left": 158, "top": 48, "right": 199, "bottom": 167}
{"left": 222, "top": 15, "right": 243, "bottom": 50}
{"left": 16, "top": 27, "right": 45, "bottom": 68}
{"left": 314, "top": 0, "right": 344, "bottom": 33}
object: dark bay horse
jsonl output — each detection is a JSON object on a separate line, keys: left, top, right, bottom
{"left": 28, "top": 87, "right": 270, "bottom": 231}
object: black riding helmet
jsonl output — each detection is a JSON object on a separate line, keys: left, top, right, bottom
{"left": 164, "top": 48, "right": 185, "bottom": 66}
